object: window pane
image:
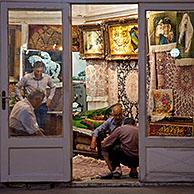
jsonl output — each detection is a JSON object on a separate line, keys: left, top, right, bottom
{"left": 8, "top": 10, "right": 63, "bottom": 137}
{"left": 146, "top": 11, "right": 194, "bottom": 137}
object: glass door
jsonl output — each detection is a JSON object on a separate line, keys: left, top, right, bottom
{"left": 0, "top": 1, "right": 71, "bottom": 182}
{"left": 139, "top": 2, "right": 194, "bottom": 182}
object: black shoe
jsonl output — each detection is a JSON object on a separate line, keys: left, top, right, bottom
{"left": 129, "top": 172, "right": 138, "bottom": 178}
{"left": 100, "top": 172, "right": 113, "bottom": 179}
{"left": 112, "top": 171, "right": 122, "bottom": 179}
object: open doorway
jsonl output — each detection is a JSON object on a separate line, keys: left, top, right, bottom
{"left": 71, "top": 4, "right": 139, "bottom": 182}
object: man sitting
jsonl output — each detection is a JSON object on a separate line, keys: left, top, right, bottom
{"left": 90, "top": 103, "right": 126, "bottom": 158}
{"left": 9, "top": 89, "right": 45, "bottom": 136}
{"left": 100, "top": 117, "right": 139, "bottom": 179}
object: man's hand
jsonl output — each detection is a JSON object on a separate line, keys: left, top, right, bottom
{"left": 90, "top": 136, "right": 97, "bottom": 151}
{"left": 35, "top": 129, "right": 45, "bottom": 136}
{"left": 46, "top": 99, "right": 52, "bottom": 109}
{"left": 101, "top": 135, "right": 109, "bottom": 145}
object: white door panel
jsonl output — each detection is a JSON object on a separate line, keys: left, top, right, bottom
{"left": 139, "top": 2, "right": 194, "bottom": 182}
{"left": 0, "top": 2, "right": 71, "bottom": 182}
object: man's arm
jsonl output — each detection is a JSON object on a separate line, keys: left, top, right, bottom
{"left": 15, "top": 77, "right": 26, "bottom": 100}
{"left": 90, "top": 136, "right": 97, "bottom": 151}
{"left": 101, "top": 127, "right": 120, "bottom": 148}
{"left": 47, "top": 76, "right": 56, "bottom": 99}
{"left": 47, "top": 77, "right": 56, "bottom": 108}
{"left": 34, "top": 128, "right": 45, "bottom": 136}
{"left": 20, "top": 109, "right": 43, "bottom": 135}
{"left": 90, "top": 118, "right": 111, "bottom": 150}
{"left": 91, "top": 118, "right": 111, "bottom": 137}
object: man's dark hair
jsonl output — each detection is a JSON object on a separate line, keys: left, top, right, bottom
{"left": 33, "top": 61, "right": 45, "bottom": 69}
{"left": 27, "top": 88, "right": 45, "bottom": 101}
{"left": 163, "top": 17, "right": 171, "bottom": 25}
{"left": 124, "top": 117, "right": 136, "bottom": 126}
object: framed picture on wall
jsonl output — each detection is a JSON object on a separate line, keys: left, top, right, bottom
{"left": 28, "top": 25, "right": 62, "bottom": 51}
{"left": 105, "top": 18, "right": 138, "bottom": 60}
{"left": 148, "top": 11, "right": 176, "bottom": 46}
{"left": 78, "top": 24, "right": 105, "bottom": 59}
{"left": 175, "top": 11, "right": 194, "bottom": 66}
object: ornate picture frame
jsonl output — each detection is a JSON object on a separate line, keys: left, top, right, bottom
{"left": 78, "top": 24, "right": 105, "bottom": 59}
{"left": 148, "top": 11, "right": 176, "bottom": 46}
{"left": 105, "top": 18, "right": 138, "bottom": 60}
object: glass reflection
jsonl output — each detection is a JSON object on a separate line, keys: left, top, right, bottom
{"left": 8, "top": 10, "right": 63, "bottom": 137}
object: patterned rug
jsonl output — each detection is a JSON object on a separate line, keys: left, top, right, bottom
{"left": 73, "top": 155, "right": 131, "bottom": 181}
{"left": 85, "top": 60, "right": 108, "bottom": 97}
{"left": 156, "top": 52, "right": 194, "bottom": 116}
{"left": 117, "top": 60, "right": 139, "bottom": 121}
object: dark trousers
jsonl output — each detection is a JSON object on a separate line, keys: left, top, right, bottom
{"left": 109, "top": 144, "right": 139, "bottom": 171}
{"left": 34, "top": 103, "right": 48, "bottom": 133}
{"left": 96, "top": 131, "right": 108, "bottom": 159}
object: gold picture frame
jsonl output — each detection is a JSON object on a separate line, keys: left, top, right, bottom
{"left": 148, "top": 11, "right": 176, "bottom": 46}
{"left": 105, "top": 18, "right": 138, "bottom": 60}
{"left": 78, "top": 24, "right": 105, "bottom": 59}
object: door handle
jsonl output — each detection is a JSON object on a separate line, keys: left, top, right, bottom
{"left": 1, "top": 90, "right": 9, "bottom": 110}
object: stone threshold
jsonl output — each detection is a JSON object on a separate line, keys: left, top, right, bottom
{"left": 68, "top": 181, "right": 194, "bottom": 188}
{"left": 2, "top": 181, "right": 194, "bottom": 190}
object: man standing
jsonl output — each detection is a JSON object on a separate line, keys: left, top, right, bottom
{"left": 9, "top": 89, "right": 45, "bottom": 136}
{"left": 90, "top": 103, "right": 126, "bottom": 158}
{"left": 15, "top": 61, "right": 56, "bottom": 134}
{"left": 100, "top": 117, "right": 139, "bottom": 179}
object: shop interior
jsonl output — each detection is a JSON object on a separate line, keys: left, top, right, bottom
{"left": 8, "top": 5, "right": 194, "bottom": 181}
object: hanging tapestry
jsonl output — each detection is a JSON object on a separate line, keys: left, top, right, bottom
{"left": 117, "top": 60, "right": 139, "bottom": 121}
{"left": 85, "top": 60, "right": 108, "bottom": 98}
{"left": 107, "top": 62, "right": 118, "bottom": 105}
{"left": 152, "top": 89, "right": 173, "bottom": 115}
{"left": 28, "top": 25, "right": 62, "bottom": 51}
{"left": 155, "top": 52, "right": 194, "bottom": 116}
